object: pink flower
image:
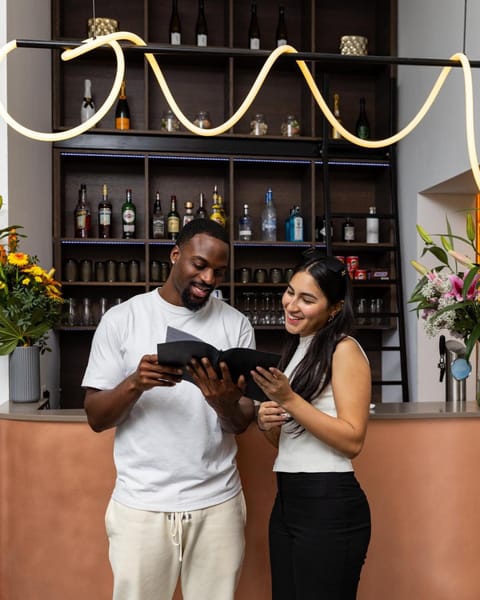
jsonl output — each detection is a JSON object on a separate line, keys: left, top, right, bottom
{"left": 447, "top": 272, "right": 479, "bottom": 301}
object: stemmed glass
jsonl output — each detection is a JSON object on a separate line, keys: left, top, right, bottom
{"left": 276, "top": 292, "right": 285, "bottom": 326}
{"left": 241, "top": 292, "right": 254, "bottom": 323}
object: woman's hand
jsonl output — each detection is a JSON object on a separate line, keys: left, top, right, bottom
{"left": 251, "top": 366, "right": 296, "bottom": 406}
{"left": 258, "top": 400, "right": 290, "bottom": 431}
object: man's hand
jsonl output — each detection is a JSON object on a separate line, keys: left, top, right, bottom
{"left": 133, "top": 354, "right": 183, "bottom": 392}
{"left": 186, "top": 358, "right": 254, "bottom": 433}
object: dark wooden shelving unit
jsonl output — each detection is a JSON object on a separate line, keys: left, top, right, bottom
{"left": 52, "top": 0, "right": 407, "bottom": 407}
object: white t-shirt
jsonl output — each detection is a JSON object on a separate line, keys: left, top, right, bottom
{"left": 82, "top": 289, "right": 255, "bottom": 511}
{"left": 274, "top": 335, "right": 365, "bottom": 473}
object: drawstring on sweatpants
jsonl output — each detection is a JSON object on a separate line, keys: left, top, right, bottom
{"left": 168, "top": 512, "right": 192, "bottom": 562}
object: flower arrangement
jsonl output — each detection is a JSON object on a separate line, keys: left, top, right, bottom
{"left": 0, "top": 225, "right": 63, "bottom": 355}
{"left": 409, "top": 212, "right": 480, "bottom": 364}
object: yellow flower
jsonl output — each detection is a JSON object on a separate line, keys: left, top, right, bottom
{"left": 7, "top": 252, "right": 29, "bottom": 267}
{"left": 22, "top": 278, "right": 31, "bottom": 286}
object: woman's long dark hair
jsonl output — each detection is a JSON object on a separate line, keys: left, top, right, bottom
{"left": 278, "top": 252, "right": 355, "bottom": 416}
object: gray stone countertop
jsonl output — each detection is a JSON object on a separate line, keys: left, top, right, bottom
{"left": 1, "top": 400, "right": 480, "bottom": 423}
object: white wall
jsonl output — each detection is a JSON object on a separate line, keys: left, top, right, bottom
{"left": 398, "top": 0, "right": 480, "bottom": 400}
{"left": 2, "top": 2, "right": 479, "bottom": 404}
{"left": 0, "top": 0, "right": 8, "bottom": 401}
{"left": 0, "top": 0, "right": 53, "bottom": 405}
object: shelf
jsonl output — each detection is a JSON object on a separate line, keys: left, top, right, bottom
{"left": 52, "top": 0, "right": 407, "bottom": 407}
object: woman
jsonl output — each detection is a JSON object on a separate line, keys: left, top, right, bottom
{"left": 253, "top": 251, "right": 371, "bottom": 600}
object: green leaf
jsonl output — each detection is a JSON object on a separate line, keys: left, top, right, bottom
{"left": 427, "top": 246, "right": 449, "bottom": 265}
{"left": 465, "top": 322, "right": 480, "bottom": 361}
{"left": 462, "top": 267, "right": 478, "bottom": 301}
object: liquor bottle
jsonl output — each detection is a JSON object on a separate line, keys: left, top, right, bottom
{"left": 74, "top": 183, "right": 91, "bottom": 238}
{"left": 315, "top": 216, "right": 333, "bottom": 243}
{"left": 342, "top": 216, "right": 355, "bottom": 242}
{"left": 98, "top": 184, "right": 112, "bottom": 238}
{"left": 261, "top": 188, "right": 277, "bottom": 242}
{"left": 121, "top": 188, "right": 136, "bottom": 239}
{"left": 196, "top": 0, "right": 208, "bottom": 47}
{"left": 195, "top": 192, "right": 208, "bottom": 219}
{"left": 209, "top": 185, "right": 226, "bottom": 227}
{"left": 291, "top": 205, "right": 304, "bottom": 242}
{"left": 332, "top": 93, "right": 342, "bottom": 139}
{"left": 115, "top": 81, "right": 131, "bottom": 130}
{"left": 276, "top": 5, "right": 288, "bottom": 47}
{"left": 167, "top": 195, "right": 181, "bottom": 240}
{"left": 170, "top": 0, "right": 181, "bottom": 45}
{"left": 152, "top": 192, "right": 165, "bottom": 239}
{"left": 248, "top": 2, "right": 260, "bottom": 50}
{"left": 356, "top": 97, "right": 370, "bottom": 140}
{"left": 238, "top": 203, "right": 253, "bottom": 241}
{"left": 80, "top": 79, "right": 95, "bottom": 123}
{"left": 366, "top": 205, "right": 379, "bottom": 243}
{"left": 183, "top": 201, "right": 195, "bottom": 227}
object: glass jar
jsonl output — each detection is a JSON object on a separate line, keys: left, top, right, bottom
{"left": 64, "top": 258, "right": 78, "bottom": 282}
{"left": 250, "top": 113, "right": 268, "bottom": 136}
{"left": 281, "top": 114, "right": 300, "bottom": 137}
{"left": 193, "top": 111, "right": 212, "bottom": 129}
{"left": 160, "top": 109, "right": 180, "bottom": 133}
{"left": 79, "top": 259, "right": 92, "bottom": 282}
{"left": 150, "top": 260, "right": 160, "bottom": 282}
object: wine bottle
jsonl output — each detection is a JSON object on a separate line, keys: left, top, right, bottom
{"left": 276, "top": 5, "right": 288, "bottom": 47}
{"left": 356, "top": 97, "right": 370, "bottom": 140}
{"left": 238, "top": 203, "right": 253, "bottom": 241}
{"left": 332, "top": 93, "right": 342, "bottom": 139}
{"left": 80, "top": 79, "right": 95, "bottom": 123}
{"left": 248, "top": 2, "right": 260, "bottom": 50}
{"left": 342, "top": 216, "right": 355, "bottom": 242}
{"left": 261, "top": 188, "right": 277, "bottom": 242}
{"left": 152, "top": 192, "right": 165, "bottom": 239}
{"left": 170, "top": 0, "right": 182, "bottom": 45}
{"left": 167, "top": 195, "right": 181, "bottom": 240}
{"left": 366, "top": 206, "right": 379, "bottom": 244}
{"left": 115, "top": 81, "right": 131, "bottom": 130}
{"left": 195, "top": 192, "right": 208, "bottom": 219}
{"left": 121, "top": 188, "right": 136, "bottom": 239}
{"left": 183, "top": 201, "right": 195, "bottom": 227}
{"left": 196, "top": 0, "right": 208, "bottom": 47}
{"left": 98, "top": 184, "right": 112, "bottom": 239}
{"left": 74, "top": 184, "right": 91, "bottom": 238}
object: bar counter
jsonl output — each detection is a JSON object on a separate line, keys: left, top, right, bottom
{"left": 1, "top": 400, "right": 480, "bottom": 600}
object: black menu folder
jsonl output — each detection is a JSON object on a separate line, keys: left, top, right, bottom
{"left": 157, "top": 327, "right": 280, "bottom": 402}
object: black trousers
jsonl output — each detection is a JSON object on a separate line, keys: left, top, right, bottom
{"left": 269, "top": 471, "right": 371, "bottom": 600}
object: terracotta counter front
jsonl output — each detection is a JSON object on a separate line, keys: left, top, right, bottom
{"left": 1, "top": 401, "right": 480, "bottom": 600}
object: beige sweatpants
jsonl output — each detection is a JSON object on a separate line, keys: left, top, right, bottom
{"left": 105, "top": 492, "right": 247, "bottom": 600}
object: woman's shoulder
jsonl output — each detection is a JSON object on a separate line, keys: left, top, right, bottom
{"left": 334, "top": 335, "right": 369, "bottom": 363}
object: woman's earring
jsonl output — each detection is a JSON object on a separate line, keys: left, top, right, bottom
{"left": 327, "top": 314, "right": 335, "bottom": 323}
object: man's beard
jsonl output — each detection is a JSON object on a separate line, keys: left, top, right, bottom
{"left": 181, "top": 284, "right": 212, "bottom": 311}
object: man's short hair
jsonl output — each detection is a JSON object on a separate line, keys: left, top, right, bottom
{"left": 176, "top": 219, "right": 230, "bottom": 248}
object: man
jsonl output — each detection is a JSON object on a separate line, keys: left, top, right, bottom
{"left": 82, "top": 219, "right": 255, "bottom": 600}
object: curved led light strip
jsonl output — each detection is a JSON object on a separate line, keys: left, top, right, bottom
{"left": 0, "top": 32, "right": 479, "bottom": 189}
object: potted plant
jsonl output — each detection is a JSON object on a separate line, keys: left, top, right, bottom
{"left": 0, "top": 225, "right": 63, "bottom": 401}
{"left": 409, "top": 213, "right": 480, "bottom": 383}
